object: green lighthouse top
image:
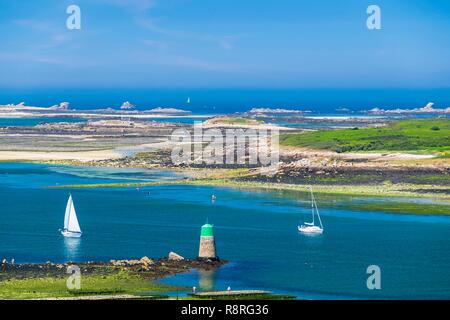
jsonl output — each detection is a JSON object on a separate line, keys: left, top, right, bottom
{"left": 201, "top": 223, "right": 214, "bottom": 237}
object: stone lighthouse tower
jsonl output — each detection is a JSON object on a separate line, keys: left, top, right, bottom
{"left": 198, "top": 223, "right": 217, "bottom": 260}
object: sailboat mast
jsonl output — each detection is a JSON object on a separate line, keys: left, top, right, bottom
{"left": 310, "top": 187, "right": 314, "bottom": 224}
{"left": 311, "top": 191, "right": 323, "bottom": 229}
{"left": 64, "top": 194, "right": 72, "bottom": 230}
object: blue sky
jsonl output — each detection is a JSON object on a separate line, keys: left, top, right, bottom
{"left": 0, "top": 0, "right": 449, "bottom": 89}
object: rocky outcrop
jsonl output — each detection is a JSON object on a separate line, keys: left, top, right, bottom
{"left": 168, "top": 252, "right": 184, "bottom": 261}
{"left": 110, "top": 256, "right": 154, "bottom": 267}
{"left": 120, "top": 101, "right": 135, "bottom": 110}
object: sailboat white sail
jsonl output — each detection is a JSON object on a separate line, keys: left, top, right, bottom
{"left": 61, "top": 195, "right": 82, "bottom": 238}
{"left": 298, "top": 187, "right": 323, "bottom": 234}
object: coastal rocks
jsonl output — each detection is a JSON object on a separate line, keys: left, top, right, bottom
{"left": 120, "top": 101, "right": 135, "bottom": 110}
{"left": 110, "top": 259, "right": 123, "bottom": 266}
{"left": 1, "top": 258, "right": 228, "bottom": 285}
{"left": 110, "top": 256, "right": 154, "bottom": 268}
{"left": 49, "top": 102, "right": 70, "bottom": 110}
{"left": 168, "top": 252, "right": 185, "bottom": 261}
{"left": 139, "top": 256, "right": 154, "bottom": 265}
{"left": 17, "top": 120, "right": 184, "bottom": 137}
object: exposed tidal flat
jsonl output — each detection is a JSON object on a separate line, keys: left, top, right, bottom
{"left": 49, "top": 176, "right": 450, "bottom": 212}
{"left": 0, "top": 117, "right": 87, "bottom": 127}
{"left": 49, "top": 180, "right": 450, "bottom": 216}
{"left": 1, "top": 162, "right": 450, "bottom": 299}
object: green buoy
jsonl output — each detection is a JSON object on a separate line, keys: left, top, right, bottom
{"left": 198, "top": 222, "right": 217, "bottom": 259}
{"left": 200, "top": 223, "right": 214, "bottom": 237}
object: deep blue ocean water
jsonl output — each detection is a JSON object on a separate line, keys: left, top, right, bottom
{"left": 2, "top": 88, "right": 450, "bottom": 114}
{"left": 0, "top": 162, "right": 449, "bottom": 299}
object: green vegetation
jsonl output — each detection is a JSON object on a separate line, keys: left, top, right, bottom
{"left": 281, "top": 172, "right": 450, "bottom": 185}
{"left": 411, "top": 174, "right": 450, "bottom": 184}
{"left": 280, "top": 119, "right": 450, "bottom": 153}
{"left": 0, "top": 272, "right": 299, "bottom": 300}
{"left": 184, "top": 179, "right": 450, "bottom": 200}
{"left": 436, "top": 151, "right": 450, "bottom": 159}
{"left": 346, "top": 201, "right": 450, "bottom": 215}
{"left": 0, "top": 270, "right": 176, "bottom": 299}
{"left": 213, "top": 117, "right": 263, "bottom": 125}
{"left": 50, "top": 181, "right": 179, "bottom": 189}
{"left": 51, "top": 178, "right": 450, "bottom": 211}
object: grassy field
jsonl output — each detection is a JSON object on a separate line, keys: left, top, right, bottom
{"left": 0, "top": 273, "right": 295, "bottom": 300}
{"left": 280, "top": 119, "right": 450, "bottom": 153}
{"left": 0, "top": 266, "right": 294, "bottom": 300}
{"left": 0, "top": 270, "right": 176, "bottom": 299}
{"left": 210, "top": 117, "right": 263, "bottom": 125}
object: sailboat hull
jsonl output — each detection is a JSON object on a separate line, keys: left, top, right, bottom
{"left": 298, "top": 187, "right": 324, "bottom": 235}
{"left": 61, "top": 230, "right": 82, "bottom": 238}
{"left": 298, "top": 225, "right": 323, "bottom": 234}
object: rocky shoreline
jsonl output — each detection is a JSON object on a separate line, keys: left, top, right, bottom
{"left": 0, "top": 256, "right": 226, "bottom": 282}
{"left": 51, "top": 147, "right": 450, "bottom": 188}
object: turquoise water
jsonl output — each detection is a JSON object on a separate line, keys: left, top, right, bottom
{"left": 0, "top": 116, "right": 209, "bottom": 126}
{"left": 0, "top": 117, "right": 87, "bottom": 126}
{"left": 0, "top": 163, "right": 449, "bottom": 299}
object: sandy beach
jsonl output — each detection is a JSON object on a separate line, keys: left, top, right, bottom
{"left": 0, "top": 149, "right": 121, "bottom": 162}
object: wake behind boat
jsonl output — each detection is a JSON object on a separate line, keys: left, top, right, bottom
{"left": 298, "top": 187, "right": 323, "bottom": 234}
{"left": 60, "top": 194, "right": 82, "bottom": 238}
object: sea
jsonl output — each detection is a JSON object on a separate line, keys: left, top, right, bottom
{"left": 0, "top": 89, "right": 449, "bottom": 299}
{"left": 1, "top": 88, "right": 450, "bottom": 114}
{"left": 0, "top": 162, "right": 449, "bottom": 299}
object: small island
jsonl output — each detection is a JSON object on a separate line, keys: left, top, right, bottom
{"left": 0, "top": 256, "right": 226, "bottom": 300}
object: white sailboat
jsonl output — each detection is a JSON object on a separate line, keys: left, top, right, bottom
{"left": 186, "top": 97, "right": 191, "bottom": 104}
{"left": 60, "top": 194, "right": 82, "bottom": 238}
{"left": 298, "top": 187, "right": 323, "bottom": 234}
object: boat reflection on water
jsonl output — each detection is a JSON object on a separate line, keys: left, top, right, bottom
{"left": 63, "top": 237, "right": 81, "bottom": 262}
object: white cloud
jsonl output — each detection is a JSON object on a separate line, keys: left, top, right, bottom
{"left": 140, "top": 38, "right": 168, "bottom": 51}
{"left": 137, "top": 17, "right": 243, "bottom": 50}
{"left": 134, "top": 51, "right": 241, "bottom": 72}
{"left": 100, "top": 0, "right": 156, "bottom": 13}
{"left": 0, "top": 52, "right": 66, "bottom": 65}
{"left": 31, "top": 57, "right": 67, "bottom": 65}
{"left": 13, "top": 19, "right": 51, "bottom": 31}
